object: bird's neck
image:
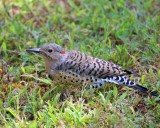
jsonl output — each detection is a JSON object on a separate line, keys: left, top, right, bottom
{"left": 43, "top": 53, "right": 68, "bottom": 75}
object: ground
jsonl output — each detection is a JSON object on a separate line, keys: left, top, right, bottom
{"left": 0, "top": 0, "right": 160, "bottom": 127}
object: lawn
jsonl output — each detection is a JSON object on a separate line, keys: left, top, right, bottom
{"left": 0, "top": 0, "right": 160, "bottom": 127}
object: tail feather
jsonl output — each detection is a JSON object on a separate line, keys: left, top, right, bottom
{"left": 131, "top": 84, "right": 158, "bottom": 96}
{"left": 104, "top": 75, "right": 158, "bottom": 96}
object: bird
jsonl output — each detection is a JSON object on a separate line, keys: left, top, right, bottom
{"left": 26, "top": 43, "right": 158, "bottom": 96}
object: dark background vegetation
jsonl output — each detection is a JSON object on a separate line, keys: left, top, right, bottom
{"left": 0, "top": 0, "right": 160, "bottom": 127}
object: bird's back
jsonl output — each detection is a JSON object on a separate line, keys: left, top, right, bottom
{"left": 63, "top": 50, "right": 130, "bottom": 77}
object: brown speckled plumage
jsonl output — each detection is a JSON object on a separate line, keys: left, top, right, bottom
{"left": 26, "top": 43, "right": 158, "bottom": 96}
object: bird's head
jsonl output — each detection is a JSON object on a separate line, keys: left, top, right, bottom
{"left": 26, "top": 43, "right": 66, "bottom": 61}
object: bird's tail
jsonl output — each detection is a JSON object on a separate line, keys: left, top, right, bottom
{"left": 104, "top": 75, "right": 158, "bottom": 96}
{"left": 131, "top": 84, "right": 158, "bottom": 96}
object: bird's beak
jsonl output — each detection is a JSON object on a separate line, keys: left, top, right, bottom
{"left": 26, "top": 48, "right": 40, "bottom": 53}
{"left": 26, "top": 48, "right": 52, "bottom": 59}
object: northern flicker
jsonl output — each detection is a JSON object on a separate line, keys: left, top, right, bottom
{"left": 26, "top": 43, "right": 158, "bottom": 96}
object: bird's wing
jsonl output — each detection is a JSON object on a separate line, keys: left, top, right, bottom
{"left": 62, "top": 50, "right": 132, "bottom": 78}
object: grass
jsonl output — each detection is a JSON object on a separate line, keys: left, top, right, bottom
{"left": 0, "top": 0, "right": 160, "bottom": 127}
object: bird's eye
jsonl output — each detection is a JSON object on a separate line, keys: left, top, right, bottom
{"left": 48, "top": 49, "right": 53, "bottom": 53}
